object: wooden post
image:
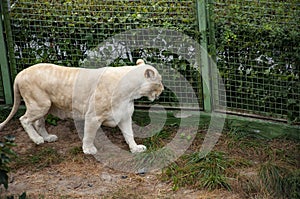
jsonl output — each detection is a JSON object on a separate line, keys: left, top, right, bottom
{"left": 197, "top": 0, "right": 212, "bottom": 112}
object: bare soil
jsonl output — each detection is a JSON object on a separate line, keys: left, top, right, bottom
{"left": 0, "top": 119, "right": 239, "bottom": 199}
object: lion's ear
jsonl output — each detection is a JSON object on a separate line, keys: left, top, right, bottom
{"left": 144, "top": 69, "right": 155, "bottom": 79}
{"left": 136, "top": 59, "right": 145, "bottom": 65}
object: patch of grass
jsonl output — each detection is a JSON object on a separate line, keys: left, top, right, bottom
{"left": 142, "top": 127, "right": 175, "bottom": 150}
{"left": 266, "top": 139, "right": 300, "bottom": 166}
{"left": 162, "top": 151, "right": 233, "bottom": 191}
{"left": 133, "top": 126, "right": 177, "bottom": 170}
{"left": 67, "top": 146, "right": 86, "bottom": 163}
{"left": 221, "top": 121, "right": 300, "bottom": 198}
{"left": 13, "top": 147, "right": 63, "bottom": 170}
{"left": 237, "top": 161, "right": 300, "bottom": 198}
{"left": 225, "top": 122, "right": 269, "bottom": 149}
{"left": 68, "top": 146, "right": 83, "bottom": 156}
{"left": 236, "top": 173, "right": 271, "bottom": 199}
{"left": 223, "top": 122, "right": 298, "bottom": 164}
{"left": 102, "top": 186, "right": 145, "bottom": 199}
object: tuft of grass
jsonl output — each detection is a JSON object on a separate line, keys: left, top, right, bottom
{"left": 29, "top": 147, "right": 62, "bottom": 168}
{"left": 236, "top": 174, "right": 271, "bottom": 199}
{"left": 259, "top": 162, "right": 300, "bottom": 198}
{"left": 162, "top": 151, "right": 232, "bottom": 191}
{"left": 134, "top": 147, "right": 176, "bottom": 171}
{"left": 282, "top": 169, "right": 300, "bottom": 199}
{"left": 259, "top": 162, "right": 286, "bottom": 197}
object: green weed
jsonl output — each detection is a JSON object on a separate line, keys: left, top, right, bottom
{"left": 45, "top": 114, "right": 60, "bottom": 126}
{"left": 162, "top": 151, "right": 232, "bottom": 191}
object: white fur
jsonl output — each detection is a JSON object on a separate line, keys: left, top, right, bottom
{"left": 0, "top": 60, "right": 164, "bottom": 154}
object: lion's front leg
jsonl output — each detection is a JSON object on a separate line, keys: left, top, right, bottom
{"left": 118, "top": 118, "right": 146, "bottom": 153}
{"left": 82, "top": 118, "right": 100, "bottom": 155}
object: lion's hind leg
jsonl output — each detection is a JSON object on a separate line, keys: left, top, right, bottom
{"left": 19, "top": 97, "right": 51, "bottom": 145}
{"left": 20, "top": 114, "right": 45, "bottom": 145}
{"left": 34, "top": 118, "right": 58, "bottom": 142}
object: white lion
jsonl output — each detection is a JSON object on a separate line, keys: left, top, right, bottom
{"left": 0, "top": 59, "right": 164, "bottom": 154}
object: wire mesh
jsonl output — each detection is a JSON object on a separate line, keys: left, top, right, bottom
{"left": 3, "top": 0, "right": 299, "bottom": 122}
{"left": 213, "top": 0, "right": 300, "bottom": 123}
{"left": 8, "top": 0, "right": 202, "bottom": 109}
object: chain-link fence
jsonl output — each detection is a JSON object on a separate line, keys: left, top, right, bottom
{"left": 0, "top": 0, "right": 299, "bottom": 123}
{"left": 213, "top": 0, "right": 300, "bottom": 123}
{"left": 6, "top": 0, "right": 202, "bottom": 109}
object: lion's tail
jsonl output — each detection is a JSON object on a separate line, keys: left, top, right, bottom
{"left": 0, "top": 80, "right": 21, "bottom": 131}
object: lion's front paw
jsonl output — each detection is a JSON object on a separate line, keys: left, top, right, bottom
{"left": 44, "top": 134, "right": 58, "bottom": 142}
{"left": 131, "top": 145, "right": 147, "bottom": 153}
{"left": 82, "top": 145, "right": 98, "bottom": 155}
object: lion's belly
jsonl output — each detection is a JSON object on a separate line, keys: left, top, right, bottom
{"left": 102, "top": 119, "right": 118, "bottom": 127}
{"left": 48, "top": 106, "right": 73, "bottom": 119}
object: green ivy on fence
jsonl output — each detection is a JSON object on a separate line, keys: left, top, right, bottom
{"left": 214, "top": 0, "right": 300, "bottom": 123}
{"left": 10, "top": 0, "right": 199, "bottom": 69}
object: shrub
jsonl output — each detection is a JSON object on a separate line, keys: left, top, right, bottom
{"left": 0, "top": 135, "right": 16, "bottom": 189}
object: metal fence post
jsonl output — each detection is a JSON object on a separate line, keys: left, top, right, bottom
{"left": 0, "top": 0, "right": 12, "bottom": 105}
{"left": 2, "top": 0, "right": 17, "bottom": 79}
{"left": 197, "top": 0, "right": 212, "bottom": 112}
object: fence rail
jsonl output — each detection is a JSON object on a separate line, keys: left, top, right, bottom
{"left": 0, "top": 0, "right": 299, "bottom": 124}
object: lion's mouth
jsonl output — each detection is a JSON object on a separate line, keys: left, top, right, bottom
{"left": 156, "top": 92, "right": 163, "bottom": 99}
{"left": 152, "top": 90, "right": 163, "bottom": 101}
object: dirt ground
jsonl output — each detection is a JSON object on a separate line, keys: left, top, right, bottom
{"left": 0, "top": 119, "right": 239, "bottom": 199}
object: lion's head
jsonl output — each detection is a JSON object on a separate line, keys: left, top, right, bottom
{"left": 136, "top": 60, "right": 164, "bottom": 101}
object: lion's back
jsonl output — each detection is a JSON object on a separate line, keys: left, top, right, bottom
{"left": 15, "top": 64, "right": 80, "bottom": 111}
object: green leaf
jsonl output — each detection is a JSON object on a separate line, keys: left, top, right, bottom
{"left": 19, "top": 192, "right": 27, "bottom": 199}
{"left": 0, "top": 169, "right": 8, "bottom": 189}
